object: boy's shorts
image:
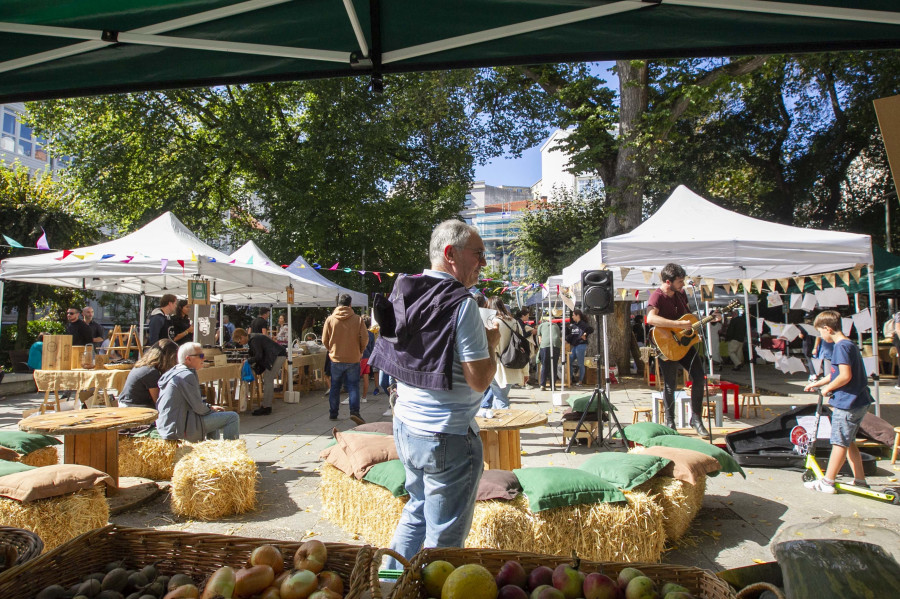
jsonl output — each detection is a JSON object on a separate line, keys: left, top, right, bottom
{"left": 830, "top": 404, "right": 869, "bottom": 447}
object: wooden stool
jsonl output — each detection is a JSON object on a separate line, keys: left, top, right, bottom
{"left": 562, "top": 420, "right": 598, "bottom": 448}
{"left": 632, "top": 407, "right": 652, "bottom": 423}
{"left": 891, "top": 426, "right": 900, "bottom": 465}
{"left": 741, "top": 392, "right": 762, "bottom": 418}
{"left": 701, "top": 399, "right": 715, "bottom": 418}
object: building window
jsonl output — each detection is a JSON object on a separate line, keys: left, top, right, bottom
{"left": 1, "top": 111, "right": 15, "bottom": 153}
{"left": 17, "top": 122, "right": 32, "bottom": 157}
{"left": 577, "top": 177, "right": 600, "bottom": 195}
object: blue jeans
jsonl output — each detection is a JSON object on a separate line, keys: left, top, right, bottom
{"left": 202, "top": 410, "right": 240, "bottom": 440}
{"left": 329, "top": 362, "right": 361, "bottom": 417}
{"left": 385, "top": 419, "right": 484, "bottom": 569}
{"left": 570, "top": 344, "right": 588, "bottom": 384}
{"left": 480, "top": 381, "right": 509, "bottom": 410}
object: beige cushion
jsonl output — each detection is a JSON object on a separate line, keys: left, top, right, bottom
{"left": 632, "top": 446, "right": 720, "bottom": 485}
{"left": 320, "top": 439, "right": 354, "bottom": 478}
{"left": 0, "top": 464, "right": 113, "bottom": 502}
{"left": 335, "top": 430, "right": 398, "bottom": 479}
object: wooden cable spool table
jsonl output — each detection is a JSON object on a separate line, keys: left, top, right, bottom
{"left": 18, "top": 407, "right": 158, "bottom": 491}
{"left": 474, "top": 409, "right": 548, "bottom": 470}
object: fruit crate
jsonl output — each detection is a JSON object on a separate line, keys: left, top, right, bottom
{"left": 374, "top": 547, "right": 736, "bottom": 599}
{"left": 0, "top": 524, "right": 373, "bottom": 599}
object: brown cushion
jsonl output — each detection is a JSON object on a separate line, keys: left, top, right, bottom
{"left": 858, "top": 412, "right": 895, "bottom": 447}
{"left": 335, "top": 430, "right": 399, "bottom": 479}
{"left": 0, "top": 447, "right": 19, "bottom": 461}
{"left": 631, "top": 446, "right": 720, "bottom": 486}
{"left": 351, "top": 422, "right": 394, "bottom": 435}
{"left": 321, "top": 443, "right": 355, "bottom": 477}
{"left": 476, "top": 469, "right": 521, "bottom": 501}
{"left": 0, "top": 464, "right": 113, "bottom": 502}
{"left": 561, "top": 408, "right": 599, "bottom": 422}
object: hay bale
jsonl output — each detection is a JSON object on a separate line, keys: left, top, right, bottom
{"left": 170, "top": 440, "right": 258, "bottom": 520}
{"left": 466, "top": 495, "right": 537, "bottom": 553}
{"left": 634, "top": 475, "right": 706, "bottom": 543}
{"left": 0, "top": 487, "right": 109, "bottom": 552}
{"left": 18, "top": 446, "right": 59, "bottom": 467}
{"left": 118, "top": 437, "right": 179, "bottom": 480}
{"left": 320, "top": 463, "right": 407, "bottom": 547}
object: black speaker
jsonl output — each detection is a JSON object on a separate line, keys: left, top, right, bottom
{"left": 581, "top": 269, "right": 614, "bottom": 315}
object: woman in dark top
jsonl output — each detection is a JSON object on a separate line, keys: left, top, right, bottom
{"left": 118, "top": 339, "right": 179, "bottom": 408}
{"left": 171, "top": 299, "right": 194, "bottom": 345}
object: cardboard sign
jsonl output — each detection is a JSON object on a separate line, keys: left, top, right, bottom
{"left": 188, "top": 279, "right": 210, "bottom": 305}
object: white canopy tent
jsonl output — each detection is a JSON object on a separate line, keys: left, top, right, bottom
{"left": 562, "top": 185, "right": 881, "bottom": 414}
{"left": 282, "top": 255, "right": 368, "bottom": 308}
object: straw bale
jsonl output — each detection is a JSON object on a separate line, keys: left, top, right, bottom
{"left": 170, "top": 440, "right": 258, "bottom": 520}
{"left": 118, "top": 437, "right": 180, "bottom": 480}
{"left": 18, "top": 446, "right": 59, "bottom": 467}
{"left": 465, "top": 495, "right": 537, "bottom": 553}
{"left": 320, "top": 463, "right": 407, "bottom": 547}
{"left": 634, "top": 475, "right": 707, "bottom": 543}
{"left": 0, "top": 487, "right": 108, "bottom": 552}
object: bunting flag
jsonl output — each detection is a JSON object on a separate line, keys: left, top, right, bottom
{"left": 792, "top": 276, "right": 805, "bottom": 290}
{"left": 343, "top": 267, "right": 352, "bottom": 273}
{"left": 642, "top": 270, "right": 653, "bottom": 284}
{"left": 619, "top": 267, "right": 631, "bottom": 280}
{"left": 312, "top": 263, "right": 321, "bottom": 269}
{"left": 2, "top": 235, "right": 24, "bottom": 248}
{"left": 728, "top": 279, "right": 739, "bottom": 294}
{"left": 812, "top": 275, "right": 824, "bottom": 290}
{"left": 835, "top": 271, "right": 847, "bottom": 286}
{"left": 825, "top": 273, "right": 836, "bottom": 287}
{"left": 176, "top": 259, "right": 185, "bottom": 273}
{"left": 778, "top": 278, "right": 790, "bottom": 291}
{"left": 247, "top": 256, "right": 254, "bottom": 265}
{"left": 358, "top": 270, "right": 366, "bottom": 275}
{"left": 741, "top": 279, "right": 753, "bottom": 293}
{"left": 850, "top": 267, "right": 862, "bottom": 284}
{"left": 35, "top": 228, "right": 50, "bottom": 250}
{"left": 54, "top": 249, "right": 74, "bottom": 261}
{"left": 703, "top": 278, "right": 715, "bottom": 294}
{"left": 329, "top": 262, "right": 339, "bottom": 270}
{"left": 228, "top": 259, "right": 236, "bottom": 264}
{"left": 281, "top": 265, "right": 288, "bottom": 268}
{"left": 208, "top": 257, "right": 216, "bottom": 262}
{"left": 387, "top": 272, "right": 395, "bottom": 277}
{"left": 634, "top": 289, "right": 640, "bottom": 299}
{"left": 74, "top": 254, "right": 85, "bottom": 259}
{"left": 619, "top": 288, "right": 628, "bottom": 300}
{"left": 373, "top": 272, "right": 382, "bottom": 283}
{"left": 768, "top": 280, "right": 777, "bottom": 292}
{"left": 160, "top": 258, "right": 169, "bottom": 273}
{"left": 190, "top": 250, "right": 198, "bottom": 262}
{"left": 692, "top": 276, "right": 702, "bottom": 287}
{"left": 121, "top": 255, "right": 134, "bottom": 263}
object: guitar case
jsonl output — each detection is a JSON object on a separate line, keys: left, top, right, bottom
{"left": 725, "top": 404, "right": 878, "bottom": 475}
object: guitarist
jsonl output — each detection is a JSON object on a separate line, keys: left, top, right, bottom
{"left": 646, "top": 263, "right": 718, "bottom": 437}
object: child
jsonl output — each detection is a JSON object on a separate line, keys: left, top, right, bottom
{"left": 802, "top": 310, "right": 873, "bottom": 493}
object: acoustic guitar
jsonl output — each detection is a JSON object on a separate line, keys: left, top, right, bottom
{"left": 651, "top": 299, "right": 740, "bottom": 362}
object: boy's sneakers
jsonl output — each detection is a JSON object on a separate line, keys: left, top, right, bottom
{"left": 804, "top": 479, "right": 836, "bottom": 494}
{"left": 341, "top": 399, "right": 349, "bottom": 405}
{"left": 361, "top": 396, "right": 368, "bottom": 403}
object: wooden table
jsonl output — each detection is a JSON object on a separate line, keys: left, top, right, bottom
{"left": 197, "top": 363, "right": 242, "bottom": 409}
{"left": 33, "top": 368, "right": 132, "bottom": 413}
{"left": 280, "top": 352, "right": 328, "bottom": 394}
{"left": 18, "top": 407, "right": 158, "bottom": 491}
{"left": 474, "top": 409, "right": 547, "bottom": 470}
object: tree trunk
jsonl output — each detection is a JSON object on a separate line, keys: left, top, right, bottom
{"left": 593, "top": 302, "right": 634, "bottom": 378}
{"left": 15, "top": 296, "right": 29, "bottom": 350}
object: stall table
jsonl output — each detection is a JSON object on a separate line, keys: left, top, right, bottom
{"left": 33, "top": 368, "right": 132, "bottom": 414}
{"left": 685, "top": 379, "right": 741, "bottom": 419}
{"left": 18, "top": 407, "right": 158, "bottom": 491}
{"left": 474, "top": 409, "right": 547, "bottom": 470}
{"left": 197, "top": 363, "right": 242, "bottom": 410}
{"left": 280, "top": 352, "right": 328, "bottom": 395}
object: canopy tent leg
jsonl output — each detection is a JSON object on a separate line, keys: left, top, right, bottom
{"left": 705, "top": 299, "right": 714, "bottom": 374}
{"left": 867, "top": 265, "right": 881, "bottom": 417}
{"left": 743, "top": 287, "right": 756, "bottom": 394}
{"left": 193, "top": 303, "right": 200, "bottom": 343}
{"left": 561, "top": 300, "right": 567, "bottom": 392}
{"left": 219, "top": 302, "right": 224, "bottom": 346}
{"left": 854, "top": 292, "right": 864, "bottom": 349}
{"left": 138, "top": 293, "right": 146, "bottom": 347}
{"left": 286, "top": 304, "right": 293, "bottom": 393}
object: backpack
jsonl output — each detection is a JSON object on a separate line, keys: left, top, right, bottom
{"left": 499, "top": 319, "right": 531, "bottom": 369}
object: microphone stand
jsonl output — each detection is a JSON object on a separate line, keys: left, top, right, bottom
{"left": 686, "top": 284, "right": 715, "bottom": 440}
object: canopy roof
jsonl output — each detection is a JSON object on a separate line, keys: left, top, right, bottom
{"left": 562, "top": 185, "right": 873, "bottom": 286}
{"left": 229, "top": 240, "right": 367, "bottom": 306}
{"left": 0, "top": 211, "right": 292, "bottom": 302}
{"left": 1, "top": 1, "right": 899, "bottom": 103}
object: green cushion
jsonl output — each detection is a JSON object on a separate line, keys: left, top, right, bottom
{"left": 641, "top": 436, "right": 746, "bottom": 478}
{"left": 566, "top": 393, "right": 616, "bottom": 413}
{"left": 362, "top": 459, "right": 408, "bottom": 497}
{"left": 622, "top": 422, "right": 680, "bottom": 445}
{"left": 0, "top": 460, "right": 36, "bottom": 478}
{"left": 130, "top": 427, "right": 162, "bottom": 439}
{"left": 513, "top": 467, "right": 626, "bottom": 512}
{"left": 578, "top": 453, "right": 672, "bottom": 490}
{"left": 0, "top": 431, "right": 61, "bottom": 454}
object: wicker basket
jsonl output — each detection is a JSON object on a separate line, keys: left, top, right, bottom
{"left": 102, "top": 363, "right": 134, "bottom": 371}
{"left": 0, "top": 525, "right": 373, "bottom": 599}
{"left": 374, "top": 547, "right": 736, "bottom": 599}
{"left": 0, "top": 526, "right": 43, "bottom": 571}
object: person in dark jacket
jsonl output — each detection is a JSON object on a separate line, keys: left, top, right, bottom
{"left": 250, "top": 307, "right": 270, "bottom": 335}
{"left": 65, "top": 307, "right": 94, "bottom": 346}
{"left": 232, "top": 327, "right": 287, "bottom": 416}
{"left": 566, "top": 309, "right": 593, "bottom": 386}
{"left": 170, "top": 299, "right": 194, "bottom": 345}
{"left": 148, "top": 294, "right": 177, "bottom": 345}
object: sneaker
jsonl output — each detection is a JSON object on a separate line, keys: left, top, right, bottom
{"left": 329, "top": 415, "right": 338, "bottom": 421}
{"left": 808, "top": 375, "right": 817, "bottom": 382}
{"left": 382, "top": 409, "right": 393, "bottom": 417}
{"left": 373, "top": 388, "right": 380, "bottom": 396}
{"left": 341, "top": 399, "right": 349, "bottom": 405}
{"left": 361, "top": 397, "right": 368, "bottom": 403}
{"left": 851, "top": 479, "right": 870, "bottom": 488}
{"left": 350, "top": 413, "right": 366, "bottom": 426}
{"left": 252, "top": 407, "right": 272, "bottom": 416}
{"left": 804, "top": 479, "right": 836, "bottom": 494}
{"left": 894, "top": 384, "right": 900, "bottom": 390}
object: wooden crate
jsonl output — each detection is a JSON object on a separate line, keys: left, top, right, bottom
{"left": 69, "top": 346, "right": 84, "bottom": 370}
{"left": 562, "top": 420, "right": 599, "bottom": 447}
{"left": 41, "top": 335, "right": 72, "bottom": 371}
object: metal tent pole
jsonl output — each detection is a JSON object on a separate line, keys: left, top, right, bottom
{"left": 0, "top": 280, "right": 5, "bottom": 345}
{"left": 193, "top": 303, "right": 200, "bottom": 343}
{"left": 743, "top": 287, "right": 756, "bottom": 393}
{"left": 219, "top": 302, "right": 224, "bottom": 347}
{"left": 286, "top": 303, "right": 294, "bottom": 393}
{"left": 867, "top": 266, "right": 881, "bottom": 417}
{"left": 138, "top": 293, "right": 146, "bottom": 347}
{"left": 854, "top": 292, "right": 864, "bottom": 349}
{"left": 705, "top": 299, "right": 714, "bottom": 374}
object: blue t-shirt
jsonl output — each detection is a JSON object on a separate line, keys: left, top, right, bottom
{"left": 394, "top": 270, "right": 490, "bottom": 435}
{"left": 818, "top": 340, "right": 834, "bottom": 361}
{"left": 27, "top": 342, "right": 43, "bottom": 371}
{"left": 828, "top": 339, "right": 872, "bottom": 410}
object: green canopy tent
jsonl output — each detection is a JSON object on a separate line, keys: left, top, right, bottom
{"left": 846, "top": 246, "right": 900, "bottom": 295}
{"left": 1, "top": 0, "right": 900, "bottom": 102}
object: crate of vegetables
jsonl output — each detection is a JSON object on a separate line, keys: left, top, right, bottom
{"left": 375, "top": 547, "right": 735, "bottom": 599}
{"left": 0, "top": 524, "right": 373, "bottom": 599}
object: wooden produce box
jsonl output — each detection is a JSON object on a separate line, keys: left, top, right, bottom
{"left": 41, "top": 335, "right": 72, "bottom": 371}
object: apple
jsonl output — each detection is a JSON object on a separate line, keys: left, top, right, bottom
{"left": 663, "top": 593, "right": 694, "bottom": 599}
{"left": 551, "top": 565, "right": 584, "bottom": 599}
{"left": 308, "top": 590, "right": 342, "bottom": 599}
{"left": 528, "top": 566, "right": 554, "bottom": 591}
{"left": 498, "top": 584, "right": 530, "bottom": 599}
{"left": 616, "top": 568, "right": 644, "bottom": 590}
{"left": 660, "top": 584, "right": 688, "bottom": 596}
{"left": 530, "top": 585, "right": 565, "bottom": 599}
{"left": 496, "top": 560, "right": 528, "bottom": 589}
{"left": 251, "top": 545, "right": 285, "bottom": 575}
{"left": 294, "top": 540, "right": 328, "bottom": 574}
{"left": 583, "top": 572, "right": 618, "bottom": 599}
{"left": 625, "top": 576, "right": 657, "bottom": 599}
{"left": 280, "top": 570, "right": 318, "bottom": 599}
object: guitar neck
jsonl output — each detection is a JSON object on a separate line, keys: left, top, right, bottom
{"left": 692, "top": 314, "right": 716, "bottom": 331}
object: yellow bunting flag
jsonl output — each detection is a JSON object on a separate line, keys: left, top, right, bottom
{"left": 778, "top": 278, "right": 790, "bottom": 291}
{"left": 768, "top": 280, "right": 777, "bottom": 292}
{"left": 793, "top": 276, "right": 805, "bottom": 290}
{"left": 620, "top": 288, "right": 628, "bottom": 300}
{"left": 850, "top": 268, "right": 862, "bottom": 283}
{"left": 811, "top": 275, "right": 824, "bottom": 290}
{"left": 742, "top": 279, "right": 753, "bottom": 293}
{"left": 703, "top": 278, "right": 715, "bottom": 294}
{"left": 825, "top": 273, "right": 836, "bottom": 287}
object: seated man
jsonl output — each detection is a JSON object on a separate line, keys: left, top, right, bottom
{"left": 156, "top": 342, "right": 240, "bottom": 441}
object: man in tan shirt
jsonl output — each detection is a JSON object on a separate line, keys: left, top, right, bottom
{"left": 322, "top": 293, "right": 369, "bottom": 423}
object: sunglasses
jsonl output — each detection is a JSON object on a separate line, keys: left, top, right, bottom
{"left": 191, "top": 353, "right": 205, "bottom": 359}
{"left": 66, "top": 311, "right": 78, "bottom": 315}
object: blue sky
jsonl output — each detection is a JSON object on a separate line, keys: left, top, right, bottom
{"left": 473, "top": 61, "right": 618, "bottom": 187}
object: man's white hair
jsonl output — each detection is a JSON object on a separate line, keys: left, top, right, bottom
{"left": 429, "top": 219, "right": 477, "bottom": 266}
{"left": 178, "top": 342, "right": 203, "bottom": 364}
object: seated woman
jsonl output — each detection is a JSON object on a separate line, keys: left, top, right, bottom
{"left": 156, "top": 342, "right": 240, "bottom": 441}
{"left": 27, "top": 333, "right": 44, "bottom": 371}
{"left": 118, "top": 339, "right": 179, "bottom": 408}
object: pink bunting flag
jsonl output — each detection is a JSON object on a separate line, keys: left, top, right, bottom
{"left": 329, "top": 262, "right": 339, "bottom": 270}
{"left": 229, "top": 259, "right": 236, "bottom": 264}
{"left": 176, "top": 259, "right": 185, "bottom": 274}
{"left": 160, "top": 258, "right": 169, "bottom": 273}
{"left": 35, "top": 228, "right": 50, "bottom": 250}
{"left": 54, "top": 249, "right": 74, "bottom": 261}
{"left": 120, "top": 255, "right": 134, "bottom": 263}
{"left": 373, "top": 272, "right": 382, "bottom": 283}
{"left": 281, "top": 264, "right": 288, "bottom": 268}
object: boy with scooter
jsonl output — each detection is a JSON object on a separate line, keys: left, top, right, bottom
{"left": 802, "top": 310, "right": 872, "bottom": 493}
